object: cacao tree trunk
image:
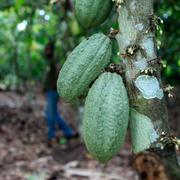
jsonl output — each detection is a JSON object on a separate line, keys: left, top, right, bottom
{"left": 115, "top": 0, "right": 180, "bottom": 179}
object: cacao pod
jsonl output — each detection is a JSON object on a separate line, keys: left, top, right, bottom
{"left": 83, "top": 72, "right": 129, "bottom": 163}
{"left": 57, "top": 33, "right": 112, "bottom": 102}
{"left": 74, "top": 0, "right": 113, "bottom": 28}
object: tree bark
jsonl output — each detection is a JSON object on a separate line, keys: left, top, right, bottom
{"left": 115, "top": 0, "right": 180, "bottom": 179}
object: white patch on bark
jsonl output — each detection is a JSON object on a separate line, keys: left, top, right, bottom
{"left": 134, "top": 58, "right": 148, "bottom": 71}
{"left": 130, "top": 1, "right": 136, "bottom": 12}
{"left": 141, "top": 38, "right": 156, "bottom": 58}
{"left": 135, "top": 75, "right": 164, "bottom": 99}
{"left": 149, "top": 129, "right": 159, "bottom": 143}
{"left": 117, "top": 7, "right": 138, "bottom": 50}
{"left": 135, "top": 23, "right": 144, "bottom": 31}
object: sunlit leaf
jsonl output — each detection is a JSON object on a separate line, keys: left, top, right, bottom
{"left": 15, "top": 0, "right": 25, "bottom": 10}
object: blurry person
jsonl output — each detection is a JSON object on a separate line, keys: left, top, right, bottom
{"left": 43, "top": 41, "right": 78, "bottom": 145}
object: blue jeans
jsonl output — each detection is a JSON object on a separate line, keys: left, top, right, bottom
{"left": 45, "top": 90, "right": 74, "bottom": 140}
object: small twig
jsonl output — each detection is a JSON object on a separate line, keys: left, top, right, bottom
{"left": 108, "top": 28, "right": 119, "bottom": 39}
{"left": 105, "top": 63, "right": 125, "bottom": 75}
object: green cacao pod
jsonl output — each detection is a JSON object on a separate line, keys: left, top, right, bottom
{"left": 83, "top": 72, "right": 129, "bottom": 163}
{"left": 57, "top": 33, "right": 112, "bottom": 102}
{"left": 74, "top": 0, "right": 113, "bottom": 28}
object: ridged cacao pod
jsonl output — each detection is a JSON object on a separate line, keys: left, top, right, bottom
{"left": 74, "top": 0, "right": 113, "bottom": 28}
{"left": 57, "top": 33, "right": 112, "bottom": 102}
{"left": 83, "top": 72, "right": 129, "bottom": 163}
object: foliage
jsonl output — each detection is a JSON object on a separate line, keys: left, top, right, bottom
{"left": 156, "top": 0, "right": 180, "bottom": 84}
{"left": 0, "top": 1, "right": 83, "bottom": 87}
{"left": 0, "top": 0, "right": 179, "bottom": 88}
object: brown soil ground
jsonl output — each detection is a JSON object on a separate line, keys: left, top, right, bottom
{"left": 0, "top": 87, "right": 179, "bottom": 180}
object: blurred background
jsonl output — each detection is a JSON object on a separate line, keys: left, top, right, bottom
{"left": 0, "top": 0, "right": 179, "bottom": 179}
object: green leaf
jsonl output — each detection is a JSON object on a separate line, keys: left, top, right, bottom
{"left": 15, "top": 0, "right": 25, "bottom": 10}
